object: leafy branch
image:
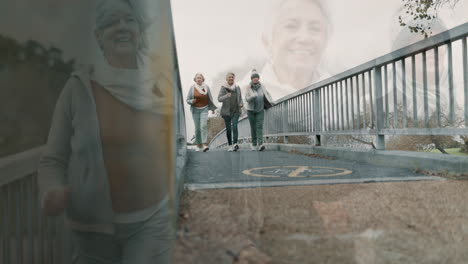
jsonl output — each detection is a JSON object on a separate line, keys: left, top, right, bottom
{"left": 398, "top": 0, "right": 460, "bottom": 37}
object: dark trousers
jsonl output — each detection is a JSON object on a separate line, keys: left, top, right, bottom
{"left": 222, "top": 114, "right": 240, "bottom": 145}
{"left": 247, "top": 110, "right": 264, "bottom": 146}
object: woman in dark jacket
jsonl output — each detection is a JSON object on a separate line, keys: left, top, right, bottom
{"left": 218, "top": 72, "right": 243, "bottom": 151}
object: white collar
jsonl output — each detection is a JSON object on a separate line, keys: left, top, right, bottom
{"left": 193, "top": 83, "right": 208, "bottom": 95}
{"left": 90, "top": 53, "right": 170, "bottom": 114}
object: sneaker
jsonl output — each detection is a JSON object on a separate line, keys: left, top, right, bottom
{"left": 233, "top": 144, "right": 239, "bottom": 152}
{"left": 258, "top": 145, "right": 265, "bottom": 151}
{"left": 251, "top": 145, "right": 257, "bottom": 151}
{"left": 228, "top": 146, "right": 233, "bottom": 152}
{"left": 203, "top": 146, "right": 209, "bottom": 152}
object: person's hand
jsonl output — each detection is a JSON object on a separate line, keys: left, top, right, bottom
{"left": 43, "top": 187, "right": 71, "bottom": 216}
{"left": 192, "top": 99, "right": 197, "bottom": 104}
{"left": 239, "top": 104, "right": 243, "bottom": 108}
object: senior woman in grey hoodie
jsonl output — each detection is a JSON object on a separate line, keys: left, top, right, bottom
{"left": 244, "top": 69, "right": 274, "bottom": 151}
{"left": 38, "top": 0, "right": 173, "bottom": 263}
{"left": 218, "top": 72, "right": 243, "bottom": 151}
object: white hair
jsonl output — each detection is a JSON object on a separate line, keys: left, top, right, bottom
{"left": 94, "top": 0, "right": 149, "bottom": 51}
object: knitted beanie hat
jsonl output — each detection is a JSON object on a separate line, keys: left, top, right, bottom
{"left": 250, "top": 69, "right": 260, "bottom": 80}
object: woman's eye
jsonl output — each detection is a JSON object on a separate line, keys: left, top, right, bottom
{"left": 284, "top": 23, "right": 298, "bottom": 31}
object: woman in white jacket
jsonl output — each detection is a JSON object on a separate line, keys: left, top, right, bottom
{"left": 38, "top": 0, "right": 174, "bottom": 263}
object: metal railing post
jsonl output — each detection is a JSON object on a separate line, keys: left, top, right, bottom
{"left": 282, "top": 100, "right": 289, "bottom": 144}
{"left": 313, "top": 89, "right": 322, "bottom": 146}
{"left": 374, "top": 66, "right": 385, "bottom": 150}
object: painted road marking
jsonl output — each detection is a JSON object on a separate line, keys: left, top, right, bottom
{"left": 242, "top": 166, "right": 353, "bottom": 178}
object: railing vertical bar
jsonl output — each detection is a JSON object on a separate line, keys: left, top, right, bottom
{"left": 345, "top": 79, "right": 349, "bottom": 130}
{"left": 423, "top": 51, "right": 429, "bottom": 127}
{"left": 356, "top": 74, "right": 361, "bottom": 129}
{"left": 412, "top": 55, "right": 418, "bottom": 127}
{"left": 298, "top": 95, "right": 302, "bottom": 133}
{"left": 315, "top": 89, "right": 321, "bottom": 144}
{"left": 435, "top": 46, "right": 441, "bottom": 127}
{"left": 295, "top": 97, "right": 298, "bottom": 132}
{"left": 463, "top": 37, "right": 468, "bottom": 127}
{"left": 16, "top": 180, "right": 23, "bottom": 264}
{"left": 306, "top": 92, "right": 312, "bottom": 133}
{"left": 27, "top": 178, "right": 33, "bottom": 264}
{"left": 340, "top": 81, "right": 345, "bottom": 130}
{"left": 320, "top": 88, "right": 324, "bottom": 133}
{"left": 282, "top": 100, "right": 289, "bottom": 142}
{"left": 321, "top": 88, "right": 325, "bottom": 131}
{"left": 3, "top": 185, "right": 10, "bottom": 264}
{"left": 392, "top": 61, "right": 398, "bottom": 128}
{"left": 310, "top": 92, "right": 314, "bottom": 133}
{"left": 385, "top": 64, "right": 389, "bottom": 128}
{"left": 334, "top": 83, "right": 339, "bottom": 130}
{"left": 289, "top": 98, "right": 293, "bottom": 133}
{"left": 402, "top": 59, "right": 408, "bottom": 128}
{"left": 298, "top": 96, "right": 301, "bottom": 132}
{"left": 322, "top": 87, "right": 325, "bottom": 131}
{"left": 336, "top": 83, "right": 340, "bottom": 130}
{"left": 362, "top": 73, "right": 367, "bottom": 128}
{"left": 369, "top": 71, "right": 374, "bottom": 128}
{"left": 302, "top": 94, "right": 306, "bottom": 133}
{"left": 332, "top": 83, "right": 335, "bottom": 131}
{"left": 448, "top": 41, "right": 455, "bottom": 124}
{"left": 49, "top": 213, "right": 54, "bottom": 264}
{"left": 350, "top": 77, "right": 355, "bottom": 129}
{"left": 293, "top": 97, "right": 297, "bottom": 133}
{"left": 374, "top": 66, "right": 385, "bottom": 149}
{"left": 329, "top": 86, "right": 332, "bottom": 131}
{"left": 38, "top": 181, "right": 43, "bottom": 264}
{"left": 323, "top": 86, "right": 327, "bottom": 131}
{"left": 305, "top": 93, "right": 308, "bottom": 133}
{"left": 307, "top": 92, "right": 311, "bottom": 133}
{"left": 314, "top": 90, "right": 319, "bottom": 132}
{"left": 292, "top": 97, "right": 296, "bottom": 133}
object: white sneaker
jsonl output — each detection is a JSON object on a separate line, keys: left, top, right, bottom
{"left": 251, "top": 145, "right": 257, "bottom": 151}
{"left": 258, "top": 145, "right": 265, "bottom": 151}
{"left": 233, "top": 144, "right": 239, "bottom": 151}
{"left": 195, "top": 147, "right": 200, "bottom": 152}
{"left": 228, "top": 146, "right": 233, "bottom": 152}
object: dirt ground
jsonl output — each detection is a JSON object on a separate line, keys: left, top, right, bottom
{"left": 174, "top": 179, "right": 468, "bottom": 264}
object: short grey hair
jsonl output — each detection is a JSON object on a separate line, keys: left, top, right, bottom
{"left": 225, "top": 72, "right": 235, "bottom": 78}
{"left": 94, "top": 0, "right": 148, "bottom": 50}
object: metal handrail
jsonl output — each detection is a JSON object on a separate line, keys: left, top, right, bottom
{"left": 210, "top": 22, "right": 468, "bottom": 149}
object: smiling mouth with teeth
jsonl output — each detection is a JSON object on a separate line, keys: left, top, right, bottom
{"left": 114, "top": 32, "right": 134, "bottom": 43}
{"left": 288, "top": 49, "right": 316, "bottom": 56}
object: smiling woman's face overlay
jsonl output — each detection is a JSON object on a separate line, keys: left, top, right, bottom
{"left": 265, "top": 0, "right": 327, "bottom": 78}
{"left": 95, "top": 2, "right": 141, "bottom": 59}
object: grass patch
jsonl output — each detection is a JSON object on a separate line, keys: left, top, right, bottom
{"left": 429, "top": 148, "right": 468, "bottom": 156}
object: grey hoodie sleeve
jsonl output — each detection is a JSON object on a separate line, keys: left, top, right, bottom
{"left": 38, "top": 78, "right": 75, "bottom": 205}
{"left": 218, "top": 87, "right": 230, "bottom": 102}
{"left": 237, "top": 86, "right": 243, "bottom": 106}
